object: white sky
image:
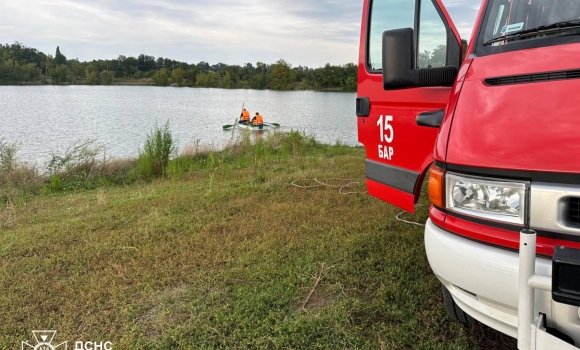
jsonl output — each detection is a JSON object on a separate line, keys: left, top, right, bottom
{"left": 0, "top": 0, "right": 481, "bottom": 68}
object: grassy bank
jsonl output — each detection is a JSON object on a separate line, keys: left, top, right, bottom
{"left": 0, "top": 132, "right": 515, "bottom": 349}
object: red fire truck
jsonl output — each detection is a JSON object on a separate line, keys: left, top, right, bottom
{"left": 357, "top": 0, "right": 580, "bottom": 348}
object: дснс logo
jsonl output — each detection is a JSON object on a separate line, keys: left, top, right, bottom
{"left": 22, "top": 330, "right": 67, "bottom": 350}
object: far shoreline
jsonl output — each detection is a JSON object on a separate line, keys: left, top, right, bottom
{"left": 1, "top": 80, "right": 355, "bottom": 92}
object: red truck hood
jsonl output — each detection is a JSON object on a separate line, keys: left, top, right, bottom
{"left": 446, "top": 43, "right": 580, "bottom": 173}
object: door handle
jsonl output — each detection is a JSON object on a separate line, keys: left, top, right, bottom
{"left": 416, "top": 109, "right": 444, "bottom": 128}
{"left": 356, "top": 97, "right": 370, "bottom": 117}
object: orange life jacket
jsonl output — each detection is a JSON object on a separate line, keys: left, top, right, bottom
{"left": 253, "top": 114, "right": 263, "bottom": 125}
{"left": 241, "top": 110, "right": 250, "bottom": 121}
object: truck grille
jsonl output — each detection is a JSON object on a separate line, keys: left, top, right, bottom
{"left": 530, "top": 184, "right": 580, "bottom": 236}
{"left": 485, "top": 69, "right": 580, "bottom": 86}
{"left": 568, "top": 197, "right": 580, "bottom": 226}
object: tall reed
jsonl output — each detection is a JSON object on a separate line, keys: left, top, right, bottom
{"left": 137, "top": 121, "right": 177, "bottom": 178}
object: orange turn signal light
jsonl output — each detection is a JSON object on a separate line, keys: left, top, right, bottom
{"left": 428, "top": 165, "right": 445, "bottom": 208}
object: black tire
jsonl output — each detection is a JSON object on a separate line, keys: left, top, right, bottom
{"left": 442, "top": 285, "right": 478, "bottom": 326}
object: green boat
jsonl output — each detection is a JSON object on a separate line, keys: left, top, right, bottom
{"left": 223, "top": 122, "right": 280, "bottom": 131}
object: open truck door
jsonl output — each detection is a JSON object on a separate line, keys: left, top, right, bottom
{"left": 357, "top": 0, "right": 463, "bottom": 213}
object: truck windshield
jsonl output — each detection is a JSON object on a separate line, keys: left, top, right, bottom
{"left": 482, "top": 0, "right": 580, "bottom": 45}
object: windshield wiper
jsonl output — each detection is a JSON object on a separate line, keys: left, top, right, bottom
{"left": 484, "top": 19, "right": 580, "bottom": 45}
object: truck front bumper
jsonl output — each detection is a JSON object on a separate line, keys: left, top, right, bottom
{"left": 424, "top": 219, "right": 580, "bottom": 348}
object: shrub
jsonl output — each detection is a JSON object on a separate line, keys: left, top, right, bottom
{"left": 47, "top": 139, "right": 106, "bottom": 179}
{"left": 0, "top": 139, "right": 42, "bottom": 205}
{"left": 137, "top": 121, "right": 177, "bottom": 178}
{"left": 0, "top": 138, "right": 19, "bottom": 174}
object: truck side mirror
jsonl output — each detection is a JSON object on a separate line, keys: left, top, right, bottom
{"left": 382, "top": 28, "right": 458, "bottom": 90}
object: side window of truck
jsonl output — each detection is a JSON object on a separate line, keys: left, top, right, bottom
{"left": 368, "top": 0, "right": 451, "bottom": 71}
{"left": 417, "top": 0, "right": 448, "bottom": 68}
{"left": 367, "top": 0, "right": 415, "bottom": 71}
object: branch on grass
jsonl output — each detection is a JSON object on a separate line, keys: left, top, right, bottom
{"left": 302, "top": 263, "right": 334, "bottom": 311}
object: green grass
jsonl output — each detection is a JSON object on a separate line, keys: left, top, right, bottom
{"left": 0, "top": 135, "right": 515, "bottom": 349}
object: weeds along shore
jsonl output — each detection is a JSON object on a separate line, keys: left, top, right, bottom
{"left": 0, "top": 124, "right": 355, "bottom": 207}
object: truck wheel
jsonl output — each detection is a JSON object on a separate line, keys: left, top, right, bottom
{"left": 442, "top": 285, "right": 478, "bottom": 326}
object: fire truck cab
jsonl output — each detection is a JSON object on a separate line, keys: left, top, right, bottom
{"left": 357, "top": 0, "right": 580, "bottom": 349}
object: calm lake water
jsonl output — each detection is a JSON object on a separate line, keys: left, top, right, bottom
{"left": 0, "top": 86, "right": 358, "bottom": 166}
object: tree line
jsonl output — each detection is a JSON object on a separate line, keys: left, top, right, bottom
{"left": 0, "top": 42, "right": 357, "bottom": 91}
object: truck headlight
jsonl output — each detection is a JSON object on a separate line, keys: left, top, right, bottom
{"left": 446, "top": 173, "right": 528, "bottom": 225}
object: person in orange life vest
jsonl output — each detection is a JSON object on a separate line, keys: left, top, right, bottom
{"left": 252, "top": 112, "right": 264, "bottom": 128}
{"left": 239, "top": 109, "right": 251, "bottom": 124}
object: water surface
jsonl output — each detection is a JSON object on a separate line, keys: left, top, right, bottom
{"left": 0, "top": 86, "right": 357, "bottom": 166}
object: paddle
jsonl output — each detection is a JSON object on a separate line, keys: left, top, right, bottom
{"left": 223, "top": 102, "right": 245, "bottom": 130}
{"left": 263, "top": 122, "right": 280, "bottom": 127}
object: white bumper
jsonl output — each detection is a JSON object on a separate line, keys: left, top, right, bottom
{"left": 424, "top": 219, "right": 580, "bottom": 347}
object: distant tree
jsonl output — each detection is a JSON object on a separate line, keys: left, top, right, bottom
{"left": 270, "top": 59, "right": 296, "bottom": 90}
{"left": 196, "top": 61, "right": 210, "bottom": 71}
{"left": 55, "top": 46, "right": 67, "bottom": 66}
{"left": 138, "top": 54, "right": 156, "bottom": 72}
{"left": 426, "top": 44, "right": 447, "bottom": 68}
{"left": 85, "top": 65, "right": 97, "bottom": 84}
{"left": 21, "top": 63, "right": 41, "bottom": 82}
{"left": 0, "top": 59, "right": 21, "bottom": 82}
{"left": 152, "top": 68, "right": 169, "bottom": 86}
{"left": 70, "top": 60, "right": 85, "bottom": 78}
{"left": 171, "top": 67, "right": 184, "bottom": 86}
{"left": 196, "top": 72, "right": 220, "bottom": 88}
{"left": 156, "top": 57, "right": 164, "bottom": 69}
{"left": 250, "top": 74, "right": 268, "bottom": 89}
{"left": 0, "top": 40, "right": 359, "bottom": 89}
{"left": 184, "top": 67, "right": 199, "bottom": 86}
{"left": 100, "top": 70, "right": 114, "bottom": 85}
{"left": 344, "top": 76, "right": 357, "bottom": 92}
{"left": 461, "top": 39, "right": 469, "bottom": 61}
{"left": 51, "top": 65, "right": 69, "bottom": 84}
{"left": 418, "top": 50, "right": 432, "bottom": 69}
{"left": 220, "top": 71, "right": 235, "bottom": 89}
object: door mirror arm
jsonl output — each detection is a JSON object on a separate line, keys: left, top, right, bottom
{"left": 382, "top": 28, "right": 458, "bottom": 90}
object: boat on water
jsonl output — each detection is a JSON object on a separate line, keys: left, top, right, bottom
{"left": 236, "top": 122, "right": 279, "bottom": 131}
{"left": 223, "top": 122, "right": 280, "bottom": 131}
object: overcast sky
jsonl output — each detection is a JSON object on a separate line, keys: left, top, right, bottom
{"left": 0, "top": 0, "right": 480, "bottom": 68}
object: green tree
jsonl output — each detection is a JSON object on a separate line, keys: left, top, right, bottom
{"left": 100, "top": 70, "right": 114, "bottom": 85}
{"left": 171, "top": 67, "right": 184, "bottom": 86}
{"left": 55, "top": 46, "right": 67, "bottom": 66}
{"left": 21, "top": 63, "right": 41, "bottom": 81}
{"left": 85, "top": 65, "right": 97, "bottom": 85}
{"left": 1, "top": 59, "right": 21, "bottom": 82}
{"left": 70, "top": 60, "right": 85, "bottom": 80}
{"left": 344, "top": 76, "right": 357, "bottom": 92}
{"left": 270, "top": 59, "right": 296, "bottom": 90}
{"left": 196, "top": 72, "right": 220, "bottom": 88}
{"left": 184, "top": 67, "right": 199, "bottom": 86}
{"left": 221, "top": 71, "right": 234, "bottom": 89}
{"left": 152, "top": 68, "right": 169, "bottom": 86}
{"left": 51, "top": 65, "right": 69, "bottom": 84}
